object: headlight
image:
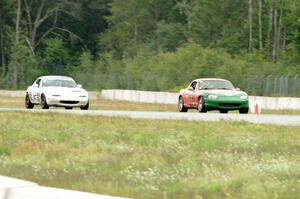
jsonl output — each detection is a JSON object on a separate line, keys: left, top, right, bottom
{"left": 208, "top": 95, "right": 219, "bottom": 99}
{"left": 240, "top": 95, "right": 248, "bottom": 100}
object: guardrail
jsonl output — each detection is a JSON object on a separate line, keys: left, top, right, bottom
{"left": 0, "top": 176, "right": 126, "bottom": 199}
{"left": 101, "top": 89, "right": 178, "bottom": 104}
{"left": 100, "top": 89, "right": 300, "bottom": 110}
{"left": 1, "top": 90, "right": 300, "bottom": 110}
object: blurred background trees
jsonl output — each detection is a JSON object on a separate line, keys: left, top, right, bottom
{"left": 0, "top": 0, "right": 299, "bottom": 95}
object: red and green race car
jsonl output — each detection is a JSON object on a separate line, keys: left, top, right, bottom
{"left": 178, "top": 78, "right": 249, "bottom": 114}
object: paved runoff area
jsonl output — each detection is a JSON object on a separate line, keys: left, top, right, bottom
{"left": 0, "top": 108, "right": 299, "bottom": 126}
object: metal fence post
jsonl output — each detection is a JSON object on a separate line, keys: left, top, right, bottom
{"left": 264, "top": 75, "right": 271, "bottom": 96}
{"left": 293, "top": 75, "right": 299, "bottom": 96}
{"left": 246, "top": 75, "right": 299, "bottom": 97}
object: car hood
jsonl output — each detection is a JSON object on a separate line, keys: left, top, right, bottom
{"left": 42, "top": 87, "right": 88, "bottom": 95}
{"left": 203, "top": 89, "right": 247, "bottom": 96}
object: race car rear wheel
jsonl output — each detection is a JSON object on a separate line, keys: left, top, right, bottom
{"left": 80, "top": 101, "right": 89, "bottom": 110}
{"left": 41, "top": 94, "right": 49, "bottom": 109}
{"left": 198, "top": 96, "right": 207, "bottom": 113}
{"left": 178, "top": 96, "right": 188, "bottom": 112}
{"left": 25, "top": 94, "right": 34, "bottom": 109}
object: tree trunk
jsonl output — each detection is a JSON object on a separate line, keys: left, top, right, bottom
{"left": 276, "top": 8, "right": 282, "bottom": 58}
{"left": 282, "top": 27, "right": 286, "bottom": 50}
{"left": 23, "top": 0, "right": 79, "bottom": 53}
{"left": 134, "top": 21, "right": 138, "bottom": 45}
{"left": 16, "top": 0, "right": 21, "bottom": 43}
{"left": 272, "top": 8, "right": 278, "bottom": 62}
{"left": 258, "top": 0, "right": 263, "bottom": 49}
{"left": 248, "top": 0, "right": 253, "bottom": 52}
{"left": 12, "top": 0, "right": 22, "bottom": 88}
{"left": 0, "top": 7, "right": 6, "bottom": 74}
{"left": 266, "top": 3, "right": 273, "bottom": 48}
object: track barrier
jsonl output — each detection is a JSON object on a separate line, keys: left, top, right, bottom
{"left": 1, "top": 89, "right": 300, "bottom": 110}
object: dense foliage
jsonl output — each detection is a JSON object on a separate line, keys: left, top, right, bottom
{"left": 0, "top": 0, "right": 299, "bottom": 93}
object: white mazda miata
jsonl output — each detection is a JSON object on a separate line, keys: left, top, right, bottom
{"left": 25, "top": 76, "right": 89, "bottom": 110}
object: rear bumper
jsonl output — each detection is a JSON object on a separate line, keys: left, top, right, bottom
{"left": 205, "top": 98, "right": 249, "bottom": 110}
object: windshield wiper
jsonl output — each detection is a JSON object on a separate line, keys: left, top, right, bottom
{"left": 217, "top": 87, "right": 231, "bottom": 90}
{"left": 202, "top": 87, "right": 212, "bottom": 90}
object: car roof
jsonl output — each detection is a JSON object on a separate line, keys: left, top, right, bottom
{"left": 192, "top": 78, "right": 230, "bottom": 82}
{"left": 39, "top": 76, "right": 74, "bottom": 81}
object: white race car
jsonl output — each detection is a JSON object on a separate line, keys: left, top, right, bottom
{"left": 25, "top": 76, "right": 89, "bottom": 110}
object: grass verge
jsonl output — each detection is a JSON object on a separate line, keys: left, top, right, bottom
{"left": 0, "top": 112, "right": 299, "bottom": 198}
{"left": 0, "top": 97, "right": 177, "bottom": 112}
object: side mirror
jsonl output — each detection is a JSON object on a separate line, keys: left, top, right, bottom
{"left": 77, "top": 84, "right": 82, "bottom": 88}
{"left": 188, "top": 86, "right": 194, "bottom": 91}
{"left": 236, "top": 87, "right": 240, "bottom": 91}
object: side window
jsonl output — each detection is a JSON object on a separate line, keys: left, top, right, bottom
{"left": 36, "top": 79, "right": 41, "bottom": 88}
{"left": 190, "top": 81, "right": 197, "bottom": 90}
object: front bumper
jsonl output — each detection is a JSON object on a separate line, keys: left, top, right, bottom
{"left": 204, "top": 96, "right": 249, "bottom": 110}
{"left": 46, "top": 96, "right": 89, "bottom": 107}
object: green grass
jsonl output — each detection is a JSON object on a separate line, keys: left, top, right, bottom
{"left": 0, "top": 112, "right": 299, "bottom": 198}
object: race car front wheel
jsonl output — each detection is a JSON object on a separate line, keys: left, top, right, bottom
{"left": 198, "top": 96, "right": 207, "bottom": 113}
{"left": 80, "top": 101, "right": 89, "bottom": 110}
{"left": 239, "top": 108, "right": 249, "bottom": 114}
{"left": 25, "top": 94, "right": 34, "bottom": 109}
{"left": 41, "top": 94, "right": 49, "bottom": 109}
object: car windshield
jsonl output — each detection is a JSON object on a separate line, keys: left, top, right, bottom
{"left": 198, "top": 80, "right": 234, "bottom": 90}
{"left": 43, "top": 79, "right": 77, "bottom": 88}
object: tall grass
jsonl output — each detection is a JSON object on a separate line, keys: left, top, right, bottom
{"left": 0, "top": 112, "right": 299, "bottom": 198}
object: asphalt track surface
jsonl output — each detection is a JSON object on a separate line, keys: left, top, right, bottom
{"left": 0, "top": 108, "right": 299, "bottom": 126}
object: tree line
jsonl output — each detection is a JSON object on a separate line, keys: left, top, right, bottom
{"left": 0, "top": 0, "right": 299, "bottom": 93}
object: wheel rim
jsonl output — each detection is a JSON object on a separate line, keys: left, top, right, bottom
{"left": 179, "top": 98, "right": 183, "bottom": 110}
{"left": 198, "top": 98, "right": 202, "bottom": 111}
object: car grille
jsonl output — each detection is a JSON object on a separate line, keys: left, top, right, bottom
{"left": 60, "top": 101, "right": 79, "bottom": 104}
{"left": 218, "top": 103, "right": 241, "bottom": 107}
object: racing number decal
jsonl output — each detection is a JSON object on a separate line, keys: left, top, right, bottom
{"left": 29, "top": 92, "right": 35, "bottom": 101}
{"left": 29, "top": 92, "right": 40, "bottom": 102}
{"left": 36, "top": 93, "right": 41, "bottom": 102}
{"left": 188, "top": 93, "right": 193, "bottom": 107}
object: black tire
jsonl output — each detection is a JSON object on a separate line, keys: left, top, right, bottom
{"left": 239, "top": 108, "right": 249, "bottom": 114}
{"left": 65, "top": 107, "right": 73, "bottom": 110}
{"left": 41, "top": 94, "right": 49, "bottom": 109}
{"left": 198, "top": 96, "right": 207, "bottom": 113}
{"left": 25, "top": 94, "right": 34, "bottom": 109}
{"left": 178, "top": 96, "right": 188, "bottom": 112}
{"left": 219, "top": 109, "right": 228, "bottom": 114}
{"left": 80, "top": 101, "right": 89, "bottom": 110}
